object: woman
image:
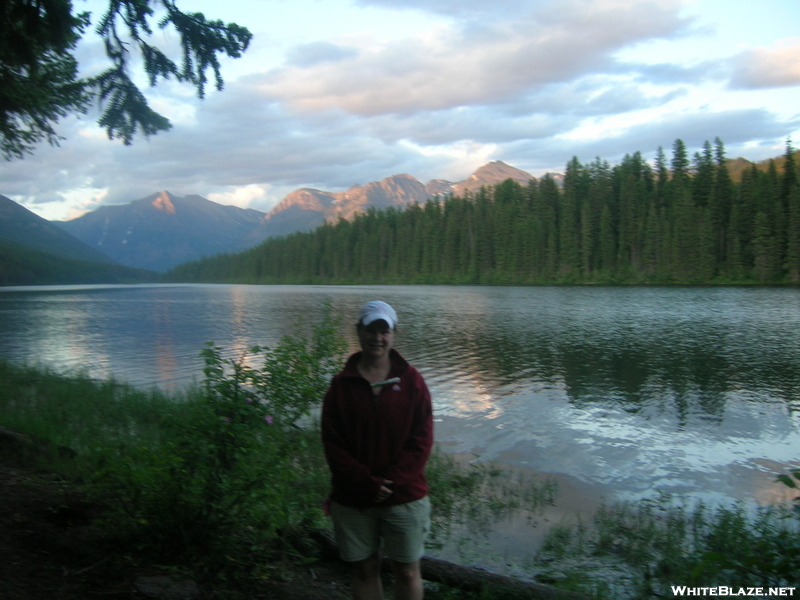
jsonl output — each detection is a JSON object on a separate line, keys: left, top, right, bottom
{"left": 321, "top": 300, "right": 434, "bottom": 600}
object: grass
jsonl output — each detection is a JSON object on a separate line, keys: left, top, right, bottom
{"left": 426, "top": 449, "right": 558, "bottom": 557}
{"left": 532, "top": 493, "right": 800, "bottom": 599}
{"left": 0, "top": 350, "right": 558, "bottom": 595}
{"left": 0, "top": 360, "right": 181, "bottom": 471}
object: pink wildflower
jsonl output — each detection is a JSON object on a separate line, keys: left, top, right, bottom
{"left": 265, "top": 415, "right": 274, "bottom": 425}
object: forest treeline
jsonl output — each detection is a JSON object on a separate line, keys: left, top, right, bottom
{"left": 0, "top": 239, "right": 156, "bottom": 286}
{"left": 165, "top": 139, "right": 800, "bottom": 285}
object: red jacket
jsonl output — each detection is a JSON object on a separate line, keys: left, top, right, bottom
{"left": 321, "top": 349, "right": 433, "bottom": 508}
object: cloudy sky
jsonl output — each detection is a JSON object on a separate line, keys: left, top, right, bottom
{"left": 3, "top": 0, "right": 800, "bottom": 221}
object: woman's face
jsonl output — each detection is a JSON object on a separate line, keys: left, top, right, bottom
{"left": 357, "top": 319, "right": 395, "bottom": 360}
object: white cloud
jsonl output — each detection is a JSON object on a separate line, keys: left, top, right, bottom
{"left": 730, "top": 38, "right": 800, "bottom": 89}
{"left": 206, "top": 185, "right": 271, "bottom": 210}
{"left": 285, "top": 42, "right": 360, "bottom": 67}
{"left": 354, "top": 0, "right": 529, "bottom": 18}
{"left": 2, "top": 0, "right": 799, "bottom": 221}
{"left": 504, "top": 107, "right": 800, "bottom": 175}
{"left": 263, "top": 0, "right": 692, "bottom": 116}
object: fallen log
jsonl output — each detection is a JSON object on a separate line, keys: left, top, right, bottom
{"left": 309, "top": 529, "right": 588, "bottom": 600}
{"left": 1, "top": 426, "right": 78, "bottom": 460}
{"left": 0, "top": 426, "right": 34, "bottom": 457}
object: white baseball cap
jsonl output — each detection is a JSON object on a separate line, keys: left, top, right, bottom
{"left": 358, "top": 300, "right": 398, "bottom": 329}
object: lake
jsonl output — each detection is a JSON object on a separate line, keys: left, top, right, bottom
{"left": 1, "top": 283, "right": 799, "bottom": 566}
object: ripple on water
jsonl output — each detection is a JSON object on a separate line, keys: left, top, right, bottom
{"left": 2, "top": 284, "right": 799, "bottom": 510}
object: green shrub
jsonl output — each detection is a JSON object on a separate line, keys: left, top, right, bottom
{"left": 1, "top": 306, "right": 558, "bottom": 577}
{"left": 88, "top": 304, "right": 347, "bottom": 563}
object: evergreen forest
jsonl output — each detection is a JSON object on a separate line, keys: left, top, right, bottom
{"left": 0, "top": 239, "right": 156, "bottom": 286}
{"left": 165, "top": 139, "right": 800, "bottom": 285}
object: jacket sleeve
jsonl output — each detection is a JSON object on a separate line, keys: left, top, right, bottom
{"left": 384, "top": 369, "right": 434, "bottom": 490}
{"left": 321, "top": 377, "right": 383, "bottom": 502}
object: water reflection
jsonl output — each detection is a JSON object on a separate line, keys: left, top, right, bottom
{"left": 397, "top": 286, "right": 800, "bottom": 430}
{"left": 1, "top": 283, "right": 798, "bottom": 505}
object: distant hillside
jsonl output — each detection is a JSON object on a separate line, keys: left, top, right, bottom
{"left": 452, "top": 161, "right": 536, "bottom": 196}
{"left": 726, "top": 149, "right": 800, "bottom": 182}
{"left": 165, "top": 143, "right": 800, "bottom": 287}
{"left": 255, "top": 161, "right": 535, "bottom": 238}
{"left": 0, "top": 195, "right": 115, "bottom": 264}
{"left": 51, "top": 162, "right": 537, "bottom": 272}
{"left": 0, "top": 239, "right": 156, "bottom": 286}
{"left": 56, "top": 192, "right": 267, "bottom": 272}
{"left": 255, "top": 174, "right": 436, "bottom": 238}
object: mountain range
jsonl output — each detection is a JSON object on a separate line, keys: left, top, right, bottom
{"left": 261, "top": 161, "right": 535, "bottom": 241}
{"left": 55, "top": 192, "right": 267, "bottom": 273}
{"left": 51, "top": 161, "right": 536, "bottom": 272}
{"left": 2, "top": 149, "right": 792, "bottom": 284}
{"left": 0, "top": 194, "right": 115, "bottom": 264}
{"left": 0, "top": 195, "right": 156, "bottom": 285}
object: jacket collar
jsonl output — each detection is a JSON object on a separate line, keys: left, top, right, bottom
{"left": 341, "top": 348, "right": 409, "bottom": 379}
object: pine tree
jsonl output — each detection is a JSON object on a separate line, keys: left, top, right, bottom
{"left": 599, "top": 204, "right": 615, "bottom": 274}
{"left": 735, "top": 166, "right": 761, "bottom": 276}
{"left": 1, "top": 0, "right": 91, "bottom": 158}
{"left": 692, "top": 142, "right": 715, "bottom": 208}
{"left": 782, "top": 139, "right": 797, "bottom": 203}
{"left": 419, "top": 200, "right": 444, "bottom": 280}
{"left": 781, "top": 140, "right": 800, "bottom": 283}
{"left": 765, "top": 160, "right": 784, "bottom": 279}
{"left": 711, "top": 138, "right": 734, "bottom": 273}
{"left": 695, "top": 207, "right": 716, "bottom": 281}
{"left": 616, "top": 152, "right": 649, "bottom": 274}
{"left": 641, "top": 201, "right": 660, "bottom": 278}
{"left": 670, "top": 185, "right": 697, "bottom": 281}
{"left": 671, "top": 139, "right": 690, "bottom": 190}
{"left": 560, "top": 158, "right": 583, "bottom": 277}
{"left": 654, "top": 146, "right": 669, "bottom": 209}
{"left": 538, "top": 175, "right": 561, "bottom": 280}
{"left": 1, "top": 0, "right": 252, "bottom": 158}
{"left": 690, "top": 142, "right": 716, "bottom": 278}
{"left": 786, "top": 183, "right": 800, "bottom": 283}
{"left": 580, "top": 202, "right": 595, "bottom": 277}
{"left": 753, "top": 210, "right": 778, "bottom": 281}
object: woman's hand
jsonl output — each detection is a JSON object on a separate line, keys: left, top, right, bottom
{"left": 375, "top": 479, "right": 394, "bottom": 502}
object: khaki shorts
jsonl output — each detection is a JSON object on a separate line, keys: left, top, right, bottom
{"left": 330, "top": 496, "right": 431, "bottom": 564}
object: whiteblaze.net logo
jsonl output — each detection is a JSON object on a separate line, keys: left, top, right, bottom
{"left": 671, "top": 587, "right": 796, "bottom": 597}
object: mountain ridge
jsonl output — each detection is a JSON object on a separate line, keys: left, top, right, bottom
{"left": 0, "top": 194, "right": 116, "bottom": 264}
{"left": 259, "top": 160, "right": 536, "bottom": 236}
{"left": 0, "top": 195, "right": 157, "bottom": 285}
{"left": 50, "top": 161, "right": 536, "bottom": 271}
{"left": 56, "top": 191, "right": 267, "bottom": 273}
